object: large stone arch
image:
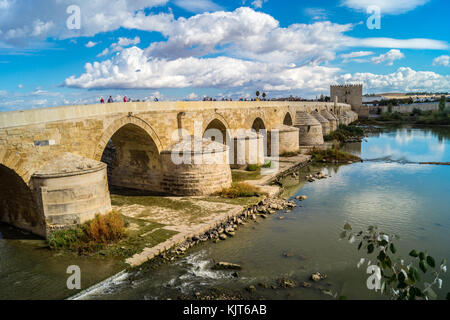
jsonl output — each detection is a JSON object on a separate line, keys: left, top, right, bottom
{"left": 95, "top": 116, "right": 163, "bottom": 193}
{"left": 283, "top": 112, "right": 293, "bottom": 126}
{"left": 94, "top": 115, "right": 163, "bottom": 161}
{"left": 203, "top": 118, "right": 228, "bottom": 145}
{"left": 0, "top": 163, "right": 46, "bottom": 236}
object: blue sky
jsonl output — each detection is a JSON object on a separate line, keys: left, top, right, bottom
{"left": 0, "top": 0, "right": 449, "bottom": 111}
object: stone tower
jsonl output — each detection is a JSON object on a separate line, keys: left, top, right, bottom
{"left": 330, "top": 84, "right": 369, "bottom": 118}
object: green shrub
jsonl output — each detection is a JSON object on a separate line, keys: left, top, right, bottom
{"left": 261, "top": 161, "right": 272, "bottom": 168}
{"left": 247, "top": 164, "right": 259, "bottom": 171}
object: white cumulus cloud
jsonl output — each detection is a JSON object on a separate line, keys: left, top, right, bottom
{"left": 64, "top": 46, "right": 340, "bottom": 93}
{"left": 433, "top": 55, "right": 450, "bottom": 67}
{"left": 370, "top": 49, "right": 405, "bottom": 65}
{"left": 64, "top": 46, "right": 450, "bottom": 95}
{"left": 144, "top": 7, "right": 353, "bottom": 64}
{"left": 251, "top": 0, "right": 268, "bottom": 9}
{"left": 97, "top": 36, "right": 140, "bottom": 57}
{"left": 339, "top": 67, "right": 450, "bottom": 92}
{"left": 85, "top": 41, "right": 98, "bottom": 48}
{"left": 0, "top": 0, "right": 169, "bottom": 45}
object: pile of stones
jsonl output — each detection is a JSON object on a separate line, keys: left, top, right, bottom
{"left": 164, "top": 197, "right": 300, "bottom": 259}
{"left": 306, "top": 171, "right": 329, "bottom": 182}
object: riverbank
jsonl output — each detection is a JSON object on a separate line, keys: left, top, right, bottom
{"left": 67, "top": 153, "right": 317, "bottom": 298}
{"left": 74, "top": 124, "right": 449, "bottom": 301}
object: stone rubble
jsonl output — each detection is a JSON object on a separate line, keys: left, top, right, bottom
{"left": 161, "top": 196, "right": 304, "bottom": 262}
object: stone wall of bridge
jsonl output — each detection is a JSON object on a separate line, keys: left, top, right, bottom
{"left": 0, "top": 100, "right": 354, "bottom": 236}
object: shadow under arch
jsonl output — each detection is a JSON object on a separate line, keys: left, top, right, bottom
{"left": 0, "top": 164, "right": 45, "bottom": 238}
{"left": 251, "top": 117, "right": 266, "bottom": 133}
{"left": 283, "top": 112, "right": 293, "bottom": 126}
{"left": 96, "top": 117, "right": 163, "bottom": 194}
{"left": 203, "top": 118, "right": 228, "bottom": 144}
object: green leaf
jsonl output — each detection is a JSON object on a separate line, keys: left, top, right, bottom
{"left": 390, "top": 243, "right": 397, "bottom": 254}
{"left": 408, "top": 267, "right": 420, "bottom": 283}
{"left": 367, "top": 243, "right": 374, "bottom": 254}
{"left": 398, "top": 271, "right": 406, "bottom": 283}
{"left": 426, "top": 256, "right": 436, "bottom": 268}
{"left": 419, "top": 252, "right": 426, "bottom": 261}
{"left": 343, "top": 223, "right": 352, "bottom": 231}
{"left": 408, "top": 268, "right": 416, "bottom": 282}
{"left": 413, "top": 268, "right": 421, "bottom": 282}
{"left": 409, "top": 250, "right": 418, "bottom": 257}
{"left": 419, "top": 260, "right": 428, "bottom": 273}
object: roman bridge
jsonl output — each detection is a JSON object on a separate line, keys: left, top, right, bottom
{"left": 0, "top": 100, "right": 356, "bottom": 237}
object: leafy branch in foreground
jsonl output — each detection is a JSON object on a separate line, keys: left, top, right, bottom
{"left": 341, "top": 223, "right": 449, "bottom": 300}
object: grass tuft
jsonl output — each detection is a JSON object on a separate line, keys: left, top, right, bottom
{"left": 308, "top": 143, "right": 361, "bottom": 163}
{"left": 216, "top": 182, "right": 266, "bottom": 198}
{"left": 47, "top": 211, "right": 127, "bottom": 254}
{"left": 324, "top": 125, "right": 364, "bottom": 142}
{"left": 280, "top": 150, "right": 301, "bottom": 157}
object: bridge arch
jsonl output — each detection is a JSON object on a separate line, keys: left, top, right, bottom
{"left": 203, "top": 118, "right": 228, "bottom": 144}
{"left": 0, "top": 164, "right": 45, "bottom": 236}
{"left": 283, "top": 112, "right": 293, "bottom": 126}
{"left": 94, "top": 116, "right": 162, "bottom": 161}
{"left": 95, "top": 116, "right": 163, "bottom": 192}
{"left": 251, "top": 117, "right": 266, "bottom": 133}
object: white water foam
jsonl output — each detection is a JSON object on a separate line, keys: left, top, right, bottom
{"left": 67, "top": 270, "right": 130, "bottom": 300}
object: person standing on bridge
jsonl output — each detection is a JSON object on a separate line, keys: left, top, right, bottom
{"left": 107, "top": 96, "right": 114, "bottom": 103}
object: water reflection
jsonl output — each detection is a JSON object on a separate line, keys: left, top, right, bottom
{"left": 361, "top": 126, "right": 449, "bottom": 163}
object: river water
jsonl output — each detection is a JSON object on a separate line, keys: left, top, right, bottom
{"left": 1, "top": 125, "right": 449, "bottom": 300}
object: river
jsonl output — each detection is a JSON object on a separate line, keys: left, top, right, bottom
{"left": 1, "top": 125, "right": 449, "bottom": 300}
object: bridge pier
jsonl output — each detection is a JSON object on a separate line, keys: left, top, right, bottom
{"left": 30, "top": 153, "right": 112, "bottom": 236}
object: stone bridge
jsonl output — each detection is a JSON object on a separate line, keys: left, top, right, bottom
{"left": 0, "top": 101, "right": 355, "bottom": 237}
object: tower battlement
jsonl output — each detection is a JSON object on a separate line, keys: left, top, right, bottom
{"left": 330, "top": 84, "right": 363, "bottom": 89}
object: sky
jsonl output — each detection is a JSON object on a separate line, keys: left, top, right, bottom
{"left": 0, "top": 0, "right": 449, "bottom": 111}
